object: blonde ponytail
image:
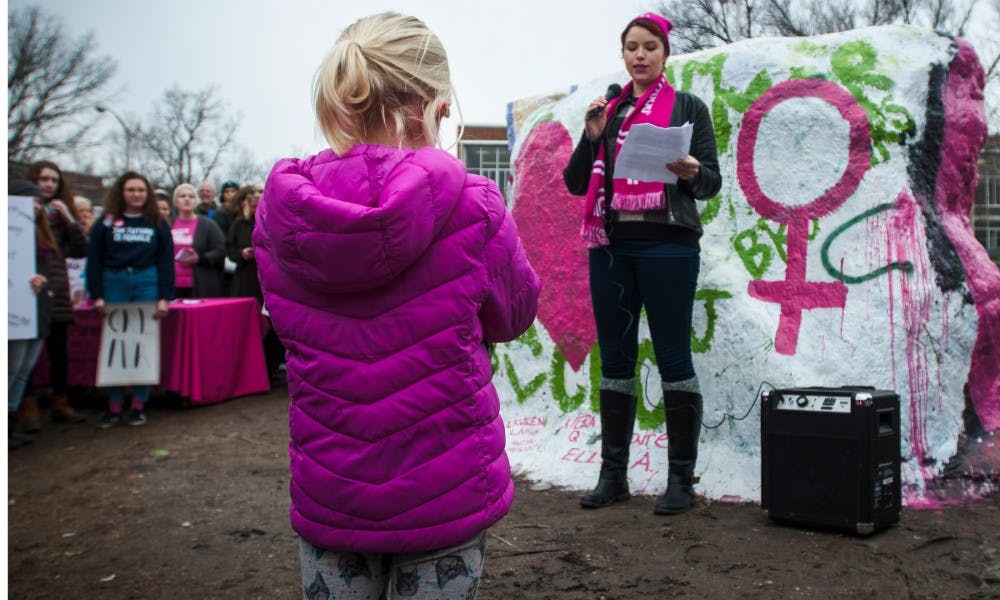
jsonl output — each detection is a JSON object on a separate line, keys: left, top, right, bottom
{"left": 314, "top": 12, "right": 455, "bottom": 154}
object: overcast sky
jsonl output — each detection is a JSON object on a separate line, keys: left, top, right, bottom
{"left": 16, "top": 0, "right": 997, "bottom": 178}
{"left": 16, "top": 0, "right": 648, "bottom": 170}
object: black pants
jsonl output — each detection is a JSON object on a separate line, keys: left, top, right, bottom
{"left": 264, "top": 319, "right": 286, "bottom": 378}
{"left": 46, "top": 321, "right": 71, "bottom": 395}
{"left": 589, "top": 244, "right": 699, "bottom": 383}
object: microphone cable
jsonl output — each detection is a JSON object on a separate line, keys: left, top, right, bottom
{"left": 603, "top": 215, "right": 777, "bottom": 432}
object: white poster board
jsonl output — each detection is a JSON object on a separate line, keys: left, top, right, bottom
{"left": 95, "top": 302, "right": 161, "bottom": 386}
{"left": 66, "top": 257, "right": 89, "bottom": 308}
{"left": 8, "top": 195, "right": 38, "bottom": 340}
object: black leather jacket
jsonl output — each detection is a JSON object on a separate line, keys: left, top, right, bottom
{"left": 563, "top": 90, "right": 721, "bottom": 247}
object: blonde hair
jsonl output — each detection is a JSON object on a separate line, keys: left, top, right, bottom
{"left": 314, "top": 12, "right": 458, "bottom": 154}
{"left": 172, "top": 183, "right": 197, "bottom": 204}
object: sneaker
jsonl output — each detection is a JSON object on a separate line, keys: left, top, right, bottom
{"left": 127, "top": 409, "right": 147, "bottom": 427}
{"left": 97, "top": 412, "right": 121, "bottom": 429}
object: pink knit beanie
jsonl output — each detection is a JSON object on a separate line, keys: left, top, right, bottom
{"left": 629, "top": 12, "right": 673, "bottom": 55}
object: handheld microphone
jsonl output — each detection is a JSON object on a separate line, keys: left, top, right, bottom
{"left": 585, "top": 84, "right": 622, "bottom": 121}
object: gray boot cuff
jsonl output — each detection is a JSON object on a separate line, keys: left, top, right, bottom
{"left": 662, "top": 376, "right": 700, "bottom": 395}
{"left": 600, "top": 377, "right": 637, "bottom": 396}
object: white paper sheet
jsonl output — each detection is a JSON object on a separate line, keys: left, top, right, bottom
{"left": 613, "top": 122, "right": 693, "bottom": 184}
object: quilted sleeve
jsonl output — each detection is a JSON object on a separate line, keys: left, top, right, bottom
{"left": 479, "top": 182, "right": 541, "bottom": 343}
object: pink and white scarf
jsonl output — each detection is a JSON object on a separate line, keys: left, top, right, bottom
{"left": 580, "top": 74, "right": 676, "bottom": 247}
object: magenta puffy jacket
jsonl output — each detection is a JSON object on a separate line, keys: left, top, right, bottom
{"left": 254, "top": 144, "right": 540, "bottom": 553}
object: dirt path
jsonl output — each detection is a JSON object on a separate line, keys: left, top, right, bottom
{"left": 8, "top": 389, "right": 1000, "bottom": 599}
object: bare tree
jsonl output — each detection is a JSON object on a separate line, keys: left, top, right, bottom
{"left": 659, "top": 0, "right": 980, "bottom": 47}
{"left": 7, "top": 6, "right": 117, "bottom": 163}
{"left": 767, "top": 0, "right": 909, "bottom": 33}
{"left": 132, "top": 85, "right": 242, "bottom": 189}
{"left": 659, "top": 0, "right": 763, "bottom": 51}
{"left": 925, "top": 0, "right": 978, "bottom": 32}
{"left": 656, "top": 0, "right": 907, "bottom": 50}
{"left": 761, "top": 0, "right": 980, "bottom": 36}
{"left": 223, "top": 147, "right": 273, "bottom": 187}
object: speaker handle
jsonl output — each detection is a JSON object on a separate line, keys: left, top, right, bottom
{"left": 877, "top": 408, "right": 895, "bottom": 435}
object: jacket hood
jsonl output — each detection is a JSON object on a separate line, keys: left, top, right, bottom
{"left": 256, "top": 145, "right": 466, "bottom": 294}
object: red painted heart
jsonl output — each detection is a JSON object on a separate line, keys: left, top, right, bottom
{"left": 512, "top": 120, "right": 596, "bottom": 371}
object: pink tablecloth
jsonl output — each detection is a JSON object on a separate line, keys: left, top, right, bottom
{"left": 33, "top": 298, "right": 270, "bottom": 406}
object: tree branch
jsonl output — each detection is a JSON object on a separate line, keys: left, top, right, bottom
{"left": 7, "top": 6, "right": 116, "bottom": 162}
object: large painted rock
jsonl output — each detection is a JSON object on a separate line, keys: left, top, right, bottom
{"left": 498, "top": 25, "right": 998, "bottom": 506}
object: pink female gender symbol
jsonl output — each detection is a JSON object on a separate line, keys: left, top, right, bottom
{"left": 737, "top": 78, "right": 871, "bottom": 355}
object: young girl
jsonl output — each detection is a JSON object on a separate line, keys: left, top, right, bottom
{"left": 253, "top": 12, "right": 540, "bottom": 599}
{"left": 86, "top": 172, "right": 175, "bottom": 428}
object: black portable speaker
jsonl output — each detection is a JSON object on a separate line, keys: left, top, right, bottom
{"left": 760, "top": 386, "right": 901, "bottom": 535}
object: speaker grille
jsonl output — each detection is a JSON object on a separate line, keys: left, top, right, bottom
{"left": 766, "top": 436, "right": 857, "bottom": 520}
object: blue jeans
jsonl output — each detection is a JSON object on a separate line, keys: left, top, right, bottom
{"left": 8, "top": 339, "right": 45, "bottom": 413}
{"left": 102, "top": 267, "right": 159, "bottom": 304}
{"left": 589, "top": 241, "right": 700, "bottom": 384}
{"left": 102, "top": 267, "right": 158, "bottom": 406}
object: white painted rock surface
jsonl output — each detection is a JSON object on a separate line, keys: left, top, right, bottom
{"left": 499, "top": 25, "right": 997, "bottom": 506}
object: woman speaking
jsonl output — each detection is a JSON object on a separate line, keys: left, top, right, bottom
{"left": 563, "top": 12, "right": 721, "bottom": 515}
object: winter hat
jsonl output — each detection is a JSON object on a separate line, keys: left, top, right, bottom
{"left": 629, "top": 12, "right": 673, "bottom": 56}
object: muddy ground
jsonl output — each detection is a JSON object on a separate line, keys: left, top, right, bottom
{"left": 7, "top": 387, "right": 1000, "bottom": 599}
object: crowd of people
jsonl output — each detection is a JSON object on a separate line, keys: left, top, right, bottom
{"left": 8, "top": 163, "right": 284, "bottom": 444}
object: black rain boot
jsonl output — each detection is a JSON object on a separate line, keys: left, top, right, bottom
{"left": 654, "top": 390, "right": 703, "bottom": 515}
{"left": 580, "top": 389, "right": 637, "bottom": 509}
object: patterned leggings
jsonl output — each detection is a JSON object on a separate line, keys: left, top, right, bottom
{"left": 299, "top": 532, "right": 486, "bottom": 599}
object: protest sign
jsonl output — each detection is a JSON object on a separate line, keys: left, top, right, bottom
{"left": 96, "top": 302, "right": 161, "bottom": 386}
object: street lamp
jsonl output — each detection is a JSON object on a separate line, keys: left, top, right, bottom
{"left": 95, "top": 104, "right": 135, "bottom": 171}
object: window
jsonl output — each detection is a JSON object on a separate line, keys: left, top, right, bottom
{"left": 974, "top": 145, "right": 1000, "bottom": 265}
{"left": 459, "top": 142, "right": 511, "bottom": 202}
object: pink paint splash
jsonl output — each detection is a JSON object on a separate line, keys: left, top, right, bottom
{"left": 886, "top": 225, "right": 899, "bottom": 392}
{"left": 888, "top": 191, "right": 936, "bottom": 491}
{"left": 891, "top": 40, "right": 996, "bottom": 507}
{"left": 936, "top": 40, "right": 1000, "bottom": 431}
{"left": 512, "top": 121, "right": 597, "bottom": 370}
{"left": 738, "top": 79, "right": 870, "bottom": 354}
